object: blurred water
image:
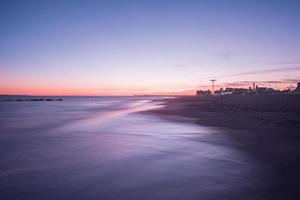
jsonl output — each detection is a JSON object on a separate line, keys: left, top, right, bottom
{"left": 0, "top": 97, "right": 265, "bottom": 200}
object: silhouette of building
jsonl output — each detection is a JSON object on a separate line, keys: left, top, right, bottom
{"left": 196, "top": 90, "right": 211, "bottom": 95}
{"left": 223, "top": 88, "right": 249, "bottom": 95}
{"left": 255, "top": 86, "right": 267, "bottom": 93}
{"left": 254, "top": 85, "right": 281, "bottom": 94}
{"left": 196, "top": 81, "right": 288, "bottom": 96}
{"left": 293, "top": 82, "right": 300, "bottom": 93}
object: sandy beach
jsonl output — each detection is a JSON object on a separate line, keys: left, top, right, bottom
{"left": 2, "top": 96, "right": 298, "bottom": 199}
{"left": 147, "top": 94, "right": 300, "bottom": 199}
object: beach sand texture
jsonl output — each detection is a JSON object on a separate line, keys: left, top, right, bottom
{"left": 148, "top": 94, "right": 300, "bottom": 199}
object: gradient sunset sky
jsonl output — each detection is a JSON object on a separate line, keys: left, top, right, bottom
{"left": 1, "top": 0, "right": 300, "bottom": 95}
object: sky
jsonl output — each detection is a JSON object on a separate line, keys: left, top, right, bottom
{"left": 0, "top": 0, "right": 300, "bottom": 95}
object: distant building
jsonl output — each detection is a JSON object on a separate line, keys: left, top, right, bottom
{"left": 224, "top": 88, "right": 249, "bottom": 95}
{"left": 196, "top": 90, "right": 212, "bottom": 95}
{"left": 255, "top": 85, "right": 280, "bottom": 94}
{"left": 255, "top": 86, "right": 267, "bottom": 93}
{"left": 214, "top": 88, "right": 223, "bottom": 95}
{"left": 265, "top": 88, "right": 280, "bottom": 93}
{"left": 293, "top": 82, "right": 300, "bottom": 92}
{"left": 196, "top": 81, "right": 289, "bottom": 96}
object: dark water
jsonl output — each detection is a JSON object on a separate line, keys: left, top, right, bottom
{"left": 0, "top": 97, "right": 266, "bottom": 200}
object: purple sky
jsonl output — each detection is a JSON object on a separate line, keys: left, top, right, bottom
{"left": 1, "top": 0, "right": 300, "bottom": 95}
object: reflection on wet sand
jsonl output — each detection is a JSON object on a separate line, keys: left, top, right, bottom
{"left": 0, "top": 97, "right": 267, "bottom": 200}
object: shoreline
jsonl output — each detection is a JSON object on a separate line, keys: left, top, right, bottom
{"left": 146, "top": 94, "right": 300, "bottom": 199}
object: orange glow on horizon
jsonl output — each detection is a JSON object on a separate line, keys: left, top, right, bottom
{"left": 0, "top": 81, "right": 298, "bottom": 96}
{"left": 0, "top": 71, "right": 197, "bottom": 96}
{"left": 0, "top": 86, "right": 196, "bottom": 96}
{"left": 1, "top": 72, "right": 298, "bottom": 96}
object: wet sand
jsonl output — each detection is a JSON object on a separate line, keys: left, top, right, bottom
{"left": 147, "top": 94, "right": 300, "bottom": 199}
